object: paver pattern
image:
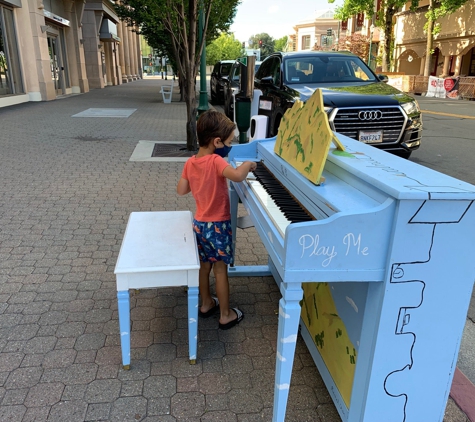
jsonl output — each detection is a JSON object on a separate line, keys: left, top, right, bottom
{"left": 0, "top": 79, "right": 469, "bottom": 421}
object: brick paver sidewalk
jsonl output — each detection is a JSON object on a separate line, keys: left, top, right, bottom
{"left": 0, "top": 79, "right": 469, "bottom": 421}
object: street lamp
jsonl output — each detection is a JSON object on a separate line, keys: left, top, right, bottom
{"left": 368, "top": 24, "right": 375, "bottom": 68}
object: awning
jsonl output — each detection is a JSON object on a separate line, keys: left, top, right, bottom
{"left": 100, "top": 19, "right": 121, "bottom": 42}
{"left": 44, "top": 10, "right": 70, "bottom": 27}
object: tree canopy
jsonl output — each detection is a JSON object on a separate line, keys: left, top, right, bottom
{"left": 331, "top": 0, "right": 418, "bottom": 71}
{"left": 206, "top": 33, "right": 243, "bottom": 65}
{"left": 248, "top": 33, "right": 275, "bottom": 59}
{"left": 274, "top": 36, "right": 289, "bottom": 53}
{"left": 331, "top": 0, "right": 469, "bottom": 74}
{"left": 115, "top": 0, "right": 240, "bottom": 150}
{"left": 423, "top": 0, "right": 469, "bottom": 76}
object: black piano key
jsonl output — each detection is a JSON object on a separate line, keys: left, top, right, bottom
{"left": 252, "top": 162, "right": 315, "bottom": 224}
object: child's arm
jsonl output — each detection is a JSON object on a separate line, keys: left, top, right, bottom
{"left": 177, "top": 177, "right": 191, "bottom": 195}
{"left": 223, "top": 161, "right": 257, "bottom": 183}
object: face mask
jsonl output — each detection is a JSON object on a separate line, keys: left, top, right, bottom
{"left": 214, "top": 145, "right": 232, "bottom": 158}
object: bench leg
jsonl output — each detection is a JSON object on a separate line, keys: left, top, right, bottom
{"left": 117, "top": 290, "right": 131, "bottom": 369}
{"left": 187, "top": 286, "right": 199, "bottom": 364}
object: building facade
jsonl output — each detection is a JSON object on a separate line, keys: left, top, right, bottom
{"left": 290, "top": 10, "right": 340, "bottom": 51}
{"left": 0, "top": 0, "right": 141, "bottom": 109}
{"left": 394, "top": 0, "right": 475, "bottom": 77}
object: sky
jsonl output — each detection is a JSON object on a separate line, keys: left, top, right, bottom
{"left": 229, "top": 0, "right": 343, "bottom": 44}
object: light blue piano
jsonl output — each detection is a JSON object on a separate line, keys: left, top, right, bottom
{"left": 228, "top": 134, "right": 475, "bottom": 422}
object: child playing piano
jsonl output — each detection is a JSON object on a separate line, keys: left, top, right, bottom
{"left": 177, "top": 110, "right": 257, "bottom": 330}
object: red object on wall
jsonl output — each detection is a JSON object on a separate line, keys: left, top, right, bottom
{"left": 341, "top": 20, "right": 348, "bottom": 31}
{"left": 444, "top": 78, "right": 455, "bottom": 91}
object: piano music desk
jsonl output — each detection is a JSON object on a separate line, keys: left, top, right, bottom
{"left": 114, "top": 211, "right": 200, "bottom": 369}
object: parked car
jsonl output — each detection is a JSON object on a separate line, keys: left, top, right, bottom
{"left": 210, "top": 60, "right": 234, "bottom": 104}
{"left": 254, "top": 51, "right": 422, "bottom": 158}
{"left": 223, "top": 60, "right": 262, "bottom": 119}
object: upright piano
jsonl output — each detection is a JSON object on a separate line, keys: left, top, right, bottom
{"left": 228, "top": 134, "right": 475, "bottom": 422}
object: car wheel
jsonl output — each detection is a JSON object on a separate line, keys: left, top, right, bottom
{"left": 210, "top": 91, "right": 216, "bottom": 104}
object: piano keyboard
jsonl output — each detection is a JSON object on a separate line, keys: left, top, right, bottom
{"left": 247, "top": 162, "right": 315, "bottom": 236}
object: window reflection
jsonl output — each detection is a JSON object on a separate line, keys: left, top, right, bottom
{"left": 0, "top": 7, "right": 24, "bottom": 96}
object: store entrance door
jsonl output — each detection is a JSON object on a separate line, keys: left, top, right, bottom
{"left": 46, "top": 30, "right": 65, "bottom": 95}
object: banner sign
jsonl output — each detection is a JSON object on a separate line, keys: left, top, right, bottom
{"left": 426, "top": 76, "right": 459, "bottom": 99}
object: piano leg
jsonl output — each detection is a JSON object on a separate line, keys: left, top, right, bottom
{"left": 273, "top": 281, "right": 303, "bottom": 422}
{"left": 229, "top": 182, "right": 239, "bottom": 257}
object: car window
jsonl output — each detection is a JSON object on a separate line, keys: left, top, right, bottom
{"left": 270, "top": 58, "right": 281, "bottom": 85}
{"left": 348, "top": 60, "right": 371, "bottom": 81}
{"left": 284, "top": 56, "right": 376, "bottom": 84}
{"left": 256, "top": 58, "right": 273, "bottom": 80}
{"left": 231, "top": 63, "right": 240, "bottom": 81}
{"left": 220, "top": 63, "right": 232, "bottom": 76}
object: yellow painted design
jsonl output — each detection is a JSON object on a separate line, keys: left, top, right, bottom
{"left": 301, "top": 282, "right": 357, "bottom": 407}
{"left": 274, "top": 89, "right": 345, "bottom": 185}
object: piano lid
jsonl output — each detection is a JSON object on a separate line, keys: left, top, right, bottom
{"left": 327, "top": 134, "right": 475, "bottom": 200}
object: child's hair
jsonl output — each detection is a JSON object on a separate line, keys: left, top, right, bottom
{"left": 197, "top": 110, "right": 236, "bottom": 147}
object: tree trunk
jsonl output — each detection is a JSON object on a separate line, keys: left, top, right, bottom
{"left": 185, "top": 76, "right": 198, "bottom": 151}
{"left": 424, "top": 0, "right": 434, "bottom": 77}
{"left": 381, "top": 5, "right": 396, "bottom": 72}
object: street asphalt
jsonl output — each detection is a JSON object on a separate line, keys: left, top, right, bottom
{"left": 0, "top": 76, "right": 472, "bottom": 421}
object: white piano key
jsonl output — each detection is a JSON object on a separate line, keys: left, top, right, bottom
{"left": 247, "top": 180, "right": 290, "bottom": 237}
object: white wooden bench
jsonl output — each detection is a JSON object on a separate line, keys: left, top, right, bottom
{"left": 160, "top": 79, "right": 174, "bottom": 103}
{"left": 115, "top": 211, "right": 200, "bottom": 369}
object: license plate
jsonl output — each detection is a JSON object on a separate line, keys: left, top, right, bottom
{"left": 359, "top": 131, "right": 383, "bottom": 143}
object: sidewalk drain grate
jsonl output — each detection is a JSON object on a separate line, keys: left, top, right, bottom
{"left": 151, "top": 143, "right": 197, "bottom": 158}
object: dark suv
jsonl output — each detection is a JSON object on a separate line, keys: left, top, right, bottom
{"left": 210, "top": 60, "right": 234, "bottom": 104}
{"left": 254, "top": 51, "right": 422, "bottom": 158}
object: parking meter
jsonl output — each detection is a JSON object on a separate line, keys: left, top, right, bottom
{"left": 235, "top": 56, "right": 256, "bottom": 144}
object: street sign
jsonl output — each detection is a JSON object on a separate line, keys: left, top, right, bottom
{"left": 237, "top": 57, "right": 247, "bottom": 66}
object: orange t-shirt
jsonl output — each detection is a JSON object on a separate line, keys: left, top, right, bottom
{"left": 181, "top": 154, "right": 231, "bottom": 222}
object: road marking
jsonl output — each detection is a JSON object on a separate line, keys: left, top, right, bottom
{"left": 421, "top": 110, "right": 475, "bottom": 120}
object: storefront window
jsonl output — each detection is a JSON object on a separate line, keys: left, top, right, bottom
{"left": 302, "top": 35, "right": 310, "bottom": 50}
{"left": 0, "top": 6, "right": 24, "bottom": 96}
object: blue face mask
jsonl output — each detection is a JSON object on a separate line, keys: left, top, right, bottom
{"left": 214, "top": 144, "right": 232, "bottom": 158}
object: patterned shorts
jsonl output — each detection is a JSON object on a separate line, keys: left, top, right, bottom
{"left": 192, "top": 219, "right": 234, "bottom": 265}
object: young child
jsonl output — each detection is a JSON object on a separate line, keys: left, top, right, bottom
{"left": 177, "top": 110, "right": 257, "bottom": 330}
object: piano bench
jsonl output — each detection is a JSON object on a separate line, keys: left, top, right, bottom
{"left": 114, "top": 211, "right": 200, "bottom": 369}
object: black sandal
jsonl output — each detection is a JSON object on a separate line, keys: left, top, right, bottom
{"left": 198, "top": 297, "right": 219, "bottom": 318}
{"left": 219, "top": 308, "right": 244, "bottom": 330}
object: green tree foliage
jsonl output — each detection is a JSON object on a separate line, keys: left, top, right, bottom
{"left": 330, "top": 0, "right": 417, "bottom": 72}
{"left": 274, "top": 36, "right": 289, "bottom": 52}
{"left": 115, "top": 0, "right": 239, "bottom": 150}
{"left": 249, "top": 33, "right": 275, "bottom": 59}
{"left": 423, "top": 0, "right": 468, "bottom": 76}
{"left": 206, "top": 33, "right": 243, "bottom": 65}
{"left": 331, "top": 0, "right": 468, "bottom": 74}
